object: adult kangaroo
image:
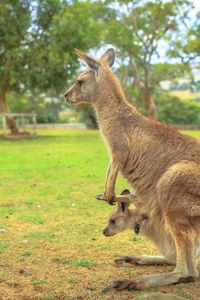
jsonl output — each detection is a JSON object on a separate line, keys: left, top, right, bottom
{"left": 64, "top": 48, "right": 200, "bottom": 292}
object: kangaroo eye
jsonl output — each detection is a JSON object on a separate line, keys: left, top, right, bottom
{"left": 110, "top": 219, "right": 115, "bottom": 224}
{"left": 77, "top": 80, "right": 83, "bottom": 86}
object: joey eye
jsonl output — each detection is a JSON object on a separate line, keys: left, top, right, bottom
{"left": 110, "top": 219, "right": 115, "bottom": 224}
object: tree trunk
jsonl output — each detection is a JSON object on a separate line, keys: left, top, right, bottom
{"left": 144, "top": 92, "right": 157, "bottom": 120}
{"left": 131, "top": 62, "right": 157, "bottom": 121}
{"left": 0, "top": 91, "right": 19, "bottom": 134}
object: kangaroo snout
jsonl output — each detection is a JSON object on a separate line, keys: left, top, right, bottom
{"left": 103, "top": 228, "right": 108, "bottom": 236}
{"left": 64, "top": 91, "right": 71, "bottom": 103}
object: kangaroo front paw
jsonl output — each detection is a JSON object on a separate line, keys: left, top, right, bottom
{"left": 104, "top": 193, "right": 116, "bottom": 205}
{"left": 102, "top": 280, "right": 134, "bottom": 294}
{"left": 95, "top": 193, "right": 116, "bottom": 205}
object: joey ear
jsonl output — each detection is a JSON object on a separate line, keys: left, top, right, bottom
{"left": 120, "top": 202, "right": 130, "bottom": 213}
{"left": 74, "top": 48, "right": 102, "bottom": 74}
{"left": 100, "top": 48, "right": 116, "bottom": 68}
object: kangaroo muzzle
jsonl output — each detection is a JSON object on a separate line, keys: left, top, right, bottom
{"left": 64, "top": 91, "right": 72, "bottom": 103}
{"left": 103, "top": 227, "right": 115, "bottom": 237}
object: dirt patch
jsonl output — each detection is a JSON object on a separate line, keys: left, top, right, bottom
{"left": 0, "top": 132, "right": 37, "bottom": 140}
{"left": 0, "top": 133, "right": 55, "bottom": 140}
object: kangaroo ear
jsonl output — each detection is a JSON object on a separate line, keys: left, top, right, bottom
{"left": 119, "top": 189, "right": 131, "bottom": 212}
{"left": 100, "top": 48, "right": 115, "bottom": 67}
{"left": 74, "top": 49, "right": 102, "bottom": 73}
{"left": 120, "top": 189, "right": 130, "bottom": 195}
{"left": 120, "top": 202, "right": 130, "bottom": 213}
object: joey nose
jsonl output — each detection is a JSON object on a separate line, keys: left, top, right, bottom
{"left": 103, "top": 229, "right": 107, "bottom": 236}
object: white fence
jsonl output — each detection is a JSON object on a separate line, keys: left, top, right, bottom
{"left": 26, "top": 123, "right": 87, "bottom": 130}
{"left": 0, "top": 113, "right": 37, "bottom": 136}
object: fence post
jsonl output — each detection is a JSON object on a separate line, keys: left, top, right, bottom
{"left": 32, "top": 112, "right": 37, "bottom": 135}
{"left": 2, "top": 115, "right": 7, "bottom": 136}
{"left": 21, "top": 115, "right": 25, "bottom": 132}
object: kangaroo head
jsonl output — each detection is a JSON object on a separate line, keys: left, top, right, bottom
{"left": 64, "top": 48, "right": 115, "bottom": 105}
{"left": 103, "top": 202, "right": 149, "bottom": 237}
{"left": 103, "top": 200, "right": 133, "bottom": 237}
{"left": 103, "top": 190, "right": 149, "bottom": 237}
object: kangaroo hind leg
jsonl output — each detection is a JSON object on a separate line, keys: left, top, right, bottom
{"left": 103, "top": 212, "right": 198, "bottom": 294}
{"left": 158, "top": 161, "right": 200, "bottom": 278}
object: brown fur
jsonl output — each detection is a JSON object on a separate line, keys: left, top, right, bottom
{"left": 64, "top": 48, "right": 200, "bottom": 291}
{"left": 103, "top": 190, "right": 176, "bottom": 265}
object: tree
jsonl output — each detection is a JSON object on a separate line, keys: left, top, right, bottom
{"left": 168, "top": 10, "right": 200, "bottom": 63}
{"left": 0, "top": 0, "right": 106, "bottom": 132}
{"left": 0, "top": 0, "right": 31, "bottom": 133}
{"left": 103, "top": 0, "right": 192, "bottom": 120}
{"left": 35, "top": 0, "right": 110, "bottom": 127}
{"left": 29, "top": 0, "right": 107, "bottom": 92}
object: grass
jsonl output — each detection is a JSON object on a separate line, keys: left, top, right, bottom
{"left": 0, "top": 129, "right": 200, "bottom": 299}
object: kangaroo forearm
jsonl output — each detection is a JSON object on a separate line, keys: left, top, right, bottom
{"left": 105, "top": 159, "right": 119, "bottom": 197}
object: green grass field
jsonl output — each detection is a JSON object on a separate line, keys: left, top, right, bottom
{"left": 0, "top": 129, "right": 200, "bottom": 300}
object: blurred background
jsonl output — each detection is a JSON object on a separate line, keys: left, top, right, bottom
{"left": 0, "top": 0, "right": 200, "bottom": 134}
{"left": 0, "top": 2, "right": 200, "bottom": 298}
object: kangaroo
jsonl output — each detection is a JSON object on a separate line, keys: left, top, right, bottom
{"left": 64, "top": 48, "right": 200, "bottom": 292}
{"left": 102, "top": 189, "right": 177, "bottom": 293}
{"left": 103, "top": 190, "right": 150, "bottom": 239}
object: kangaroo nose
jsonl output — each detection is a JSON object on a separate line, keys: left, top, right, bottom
{"left": 103, "top": 229, "right": 107, "bottom": 236}
{"left": 64, "top": 91, "right": 71, "bottom": 103}
{"left": 134, "top": 223, "right": 140, "bottom": 235}
{"left": 64, "top": 91, "right": 68, "bottom": 98}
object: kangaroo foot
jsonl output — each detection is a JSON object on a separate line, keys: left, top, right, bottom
{"left": 115, "top": 255, "right": 175, "bottom": 265}
{"left": 102, "top": 280, "right": 134, "bottom": 294}
{"left": 102, "top": 271, "right": 197, "bottom": 294}
{"left": 115, "top": 256, "right": 139, "bottom": 265}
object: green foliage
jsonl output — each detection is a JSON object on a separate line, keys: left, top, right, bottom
{"left": 0, "top": 0, "right": 110, "bottom": 128}
{"left": 5, "top": 92, "right": 63, "bottom": 123}
{"left": 155, "top": 92, "right": 200, "bottom": 125}
{"left": 30, "top": 0, "right": 106, "bottom": 91}
{"left": 37, "top": 114, "right": 58, "bottom": 124}
{"left": 102, "top": 0, "right": 192, "bottom": 118}
{"left": 75, "top": 104, "right": 98, "bottom": 128}
{"left": 104, "top": 0, "right": 190, "bottom": 76}
{"left": 149, "top": 63, "right": 191, "bottom": 87}
{"left": 0, "top": 0, "right": 31, "bottom": 92}
{"left": 0, "top": 0, "right": 109, "bottom": 94}
{"left": 168, "top": 8, "right": 200, "bottom": 62}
